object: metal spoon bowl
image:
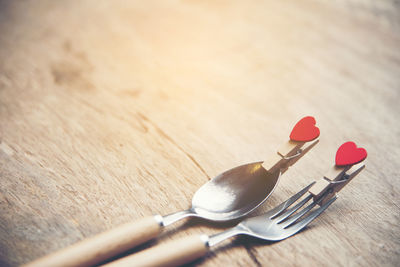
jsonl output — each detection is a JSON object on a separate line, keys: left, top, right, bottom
{"left": 162, "top": 162, "right": 280, "bottom": 225}
{"left": 192, "top": 162, "right": 280, "bottom": 220}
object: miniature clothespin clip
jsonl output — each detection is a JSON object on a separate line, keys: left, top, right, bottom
{"left": 262, "top": 116, "right": 320, "bottom": 174}
{"left": 309, "top": 141, "right": 368, "bottom": 205}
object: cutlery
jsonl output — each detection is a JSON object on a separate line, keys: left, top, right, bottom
{"left": 104, "top": 156, "right": 366, "bottom": 267}
{"left": 24, "top": 116, "right": 319, "bottom": 267}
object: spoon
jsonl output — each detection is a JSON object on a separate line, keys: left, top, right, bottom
{"left": 24, "top": 117, "right": 319, "bottom": 267}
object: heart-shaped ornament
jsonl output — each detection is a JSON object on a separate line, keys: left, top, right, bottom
{"left": 335, "top": 141, "right": 367, "bottom": 166}
{"left": 290, "top": 116, "right": 320, "bottom": 142}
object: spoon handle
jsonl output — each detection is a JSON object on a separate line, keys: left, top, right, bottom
{"left": 22, "top": 216, "right": 163, "bottom": 267}
{"left": 102, "top": 235, "right": 210, "bottom": 267}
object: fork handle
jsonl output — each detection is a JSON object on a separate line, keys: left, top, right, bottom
{"left": 103, "top": 235, "right": 210, "bottom": 267}
{"left": 23, "top": 216, "right": 163, "bottom": 267}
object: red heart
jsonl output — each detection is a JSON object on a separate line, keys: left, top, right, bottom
{"left": 335, "top": 142, "right": 367, "bottom": 166}
{"left": 289, "top": 116, "right": 320, "bottom": 142}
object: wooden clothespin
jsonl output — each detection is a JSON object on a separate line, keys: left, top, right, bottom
{"left": 309, "top": 141, "right": 367, "bottom": 205}
{"left": 261, "top": 139, "right": 319, "bottom": 174}
{"left": 262, "top": 116, "right": 320, "bottom": 174}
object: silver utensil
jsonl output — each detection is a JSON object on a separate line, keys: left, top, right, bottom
{"left": 104, "top": 161, "right": 366, "bottom": 267}
{"left": 103, "top": 183, "right": 336, "bottom": 267}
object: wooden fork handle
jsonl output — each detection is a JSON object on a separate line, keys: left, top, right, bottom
{"left": 103, "top": 235, "right": 210, "bottom": 267}
{"left": 23, "top": 216, "right": 162, "bottom": 267}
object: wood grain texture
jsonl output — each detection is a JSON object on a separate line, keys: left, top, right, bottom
{"left": 22, "top": 216, "right": 162, "bottom": 267}
{"left": 104, "top": 235, "right": 209, "bottom": 267}
{"left": 0, "top": 0, "right": 399, "bottom": 266}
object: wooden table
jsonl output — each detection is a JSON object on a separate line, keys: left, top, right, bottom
{"left": 1, "top": 1, "right": 399, "bottom": 266}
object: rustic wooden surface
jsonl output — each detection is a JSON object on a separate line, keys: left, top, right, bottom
{"left": 1, "top": 0, "right": 399, "bottom": 266}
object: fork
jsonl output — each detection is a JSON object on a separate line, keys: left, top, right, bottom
{"left": 103, "top": 182, "right": 336, "bottom": 267}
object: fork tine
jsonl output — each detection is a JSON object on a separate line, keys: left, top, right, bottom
{"left": 267, "top": 182, "right": 316, "bottom": 219}
{"left": 275, "top": 194, "right": 313, "bottom": 223}
{"left": 281, "top": 198, "right": 317, "bottom": 228}
{"left": 288, "top": 195, "right": 337, "bottom": 234}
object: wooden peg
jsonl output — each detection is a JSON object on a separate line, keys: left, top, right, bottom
{"left": 324, "top": 165, "right": 351, "bottom": 181}
{"left": 277, "top": 141, "right": 304, "bottom": 158}
{"left": 309, "top": 163, "right": 365, "bottom": 205}
{"left": 309, "top": 165, "right": 351, "bottom": 199}
{"left": 328, "top": 163, "right": 365, "bottom": 196}
{"left": 262, "top": 140, "right": 302, "bottom": 173}
{"left": 261, "top": 139, "right": 318, "bottom": 174}
{"left": 282, "top": 139, "right": 319, "bottom": 172}
{"left": 262, "top": 153, "right": 285, "bottom": 174}
{"left": 308, "top": 178, "right": 331, "bottom": 200}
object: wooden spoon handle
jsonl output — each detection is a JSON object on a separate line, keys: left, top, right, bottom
{"left": 103, "top": 235, "right": 210, "bottom": 267}
{"left": 23, "top": 216, "right": 162, "bottom": 267}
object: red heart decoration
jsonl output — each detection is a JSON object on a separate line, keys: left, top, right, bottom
{"left": 290, "top": 116, "right": 320, "bottom": 142}
{"left": 335, "top": 142, "right": 367, "bottom": 166}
